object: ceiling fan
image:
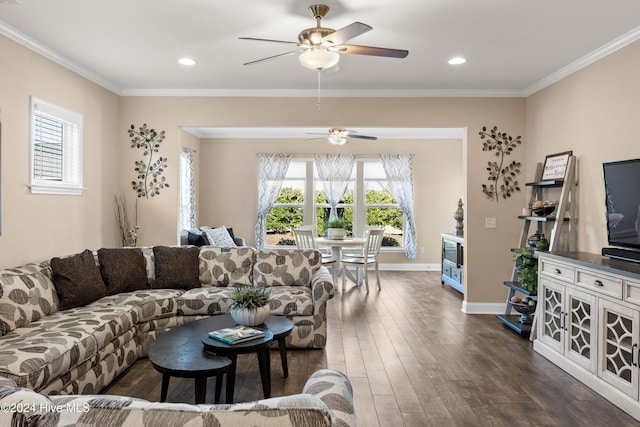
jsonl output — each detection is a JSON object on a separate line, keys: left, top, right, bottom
{"left": 306, "top": 127, "right": 378, "bottom": 145}
{"left": 240, "top": 4, "right": 409, "bottom": 71}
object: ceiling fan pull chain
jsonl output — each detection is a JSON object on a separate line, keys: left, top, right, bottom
{"left": 317, "top": 70, "right": 322, "bottom": 112}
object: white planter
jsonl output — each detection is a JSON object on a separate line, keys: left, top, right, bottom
{"left": 230, "top": 305, "right": 270, "bottom": 326}
{"left": 327, "top": 228, "right": 346, "bottom": 240}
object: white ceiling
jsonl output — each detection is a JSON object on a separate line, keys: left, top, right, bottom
{"left": 2, "top": 0, "right": 640, "bottom": 97}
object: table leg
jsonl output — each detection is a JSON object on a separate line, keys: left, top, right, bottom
{"left": 194, "top": 377, "right": 207, "bottom": 404}
{"left": 225, "top": 354, "right": 237, "bottom": 404}
{"left": 214, "top": 373, "right": 223, "bottom": 403}
{"left": 277, "top": 337, "right": 288, "bottom": 377}
{"left": 257, "top": 349, "right": 271, "bottom": 398}
{"left": 160, "top": 374, "right": 170, "bottom": 402}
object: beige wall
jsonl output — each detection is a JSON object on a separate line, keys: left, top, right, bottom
{"left": 526, "top": 40, "right": 640, "bottom": 254}
{"left": 118, "top": 96, "right": 526, "bottom": 305}
{"left": 0, "top": 35, "right": 120, "bottom": 268}
{"left": 198, "top": 137, "right": 462, "bottom": 266}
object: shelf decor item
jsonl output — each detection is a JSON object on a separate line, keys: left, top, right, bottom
{"left": 454, "top": 198, "right": 464, "bottom": 236}
{"left": 511, "top": 300, "right": 536, "bottom": 324}
{"left": 514, "top": 248, "right": 538, "bottom": 292}
{"left": 478, "top": 125, "right": 522, "bottom": 202}
{"left": 541, "top": 151, "right": 573, "bottom": 181}
{"left": 229, "top": 287, "right": 271, "bottom": 327}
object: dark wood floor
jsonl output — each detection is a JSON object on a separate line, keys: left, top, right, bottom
{"left": 103, "top": 271, "right": 639, "bottom": 426}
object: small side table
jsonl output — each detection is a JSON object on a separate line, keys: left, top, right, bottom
{"left": 263, "top": 316, "right": 294, "bottom": 377}
{"left": 202, "top": 330, "right": 274, "bottom": 403}
{"left": 148, "top": 330, "right": 232, "bottom": 404}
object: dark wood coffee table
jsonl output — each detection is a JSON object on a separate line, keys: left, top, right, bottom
{"left": 200, "top": 314, "right": 294, "bottom": 403}
{"left": 148, "top": 321, "right": 232, "bottom": 404}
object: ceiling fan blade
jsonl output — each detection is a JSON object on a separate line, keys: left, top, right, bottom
{"left": 304, "top": 137, "right": 325, "bottom": 141}
{"left": 243, "top": 50, "right": 301, "bottom": 66}
{"left": 322, "top": 22, "right": 372, "bottom": 46}
{"left": 335, "top": 44, "right": 409, "bottom": 58}
{"left": 239, "top": 37, "right": 301, "bottom": 46}
{"left": 349, "top": 134, "right": 378, "bottom": 140}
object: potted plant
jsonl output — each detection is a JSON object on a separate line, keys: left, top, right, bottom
{"left": 326, "top": 218, "right": 347, "bottom": 240}
{"left": 514, "top": 248, "right": 538, "bottom": 291}
{"left": 229, "top": 286, "right": 271, "bottom": 326}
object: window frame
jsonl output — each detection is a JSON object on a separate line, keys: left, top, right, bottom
{"left": 30, "top": 97, "right": 83, "bottom": 195}
{"left": 179, "top": 148, "right": 197, "bottom": 230}
{"left": 265, "top": 157, "right": 405, "bottom": 251}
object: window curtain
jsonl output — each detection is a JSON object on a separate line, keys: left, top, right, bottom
{"left": 380, "top": 154, "right": 418, "bottom": 259}
{"left": 255, "top": 153, "right": 292, "bottom": 248}
{"left": 179, "top": 147, "right": 196, "bottom": 230}
{"left": 315, "top": 154, "right": 356, "bottom": 221}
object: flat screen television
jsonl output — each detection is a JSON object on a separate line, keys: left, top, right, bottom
{"left": 603, "top": 158, "right": 640, "bottom": 256}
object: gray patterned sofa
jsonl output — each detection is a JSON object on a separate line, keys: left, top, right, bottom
{"left": 0, "top": 369, "right": 355, "bottom": 427}
{"left": 0, "top": 246, "right": 334, "bottom": 397}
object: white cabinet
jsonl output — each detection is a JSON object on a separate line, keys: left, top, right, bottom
{"left": 441, "top": 233, "right": 463, "bottom": 294}
{"left": 598, "top": 298, "right": 640, "bottom": 399}
{"left": 534, "top": 252, "right": 640, "bottom": 421}
{"left": 538, "top": 275, "right": 597, "bottom": 373}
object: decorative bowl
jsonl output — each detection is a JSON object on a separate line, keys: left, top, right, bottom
{"left": 511, "top": 301, "right": 536, "bottom": 324}
{"left": 532, "top": 204, "right": 556, "bottom": 216}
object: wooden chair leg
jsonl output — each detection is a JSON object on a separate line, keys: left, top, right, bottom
{"left": 364, "top": 264, "right": 369, "bottom": 293}
{"left": 342, "top": 265, "right": 346, "bottom": 292}
{"left": 375, "top": 262, "right": 381, "bottom": 290}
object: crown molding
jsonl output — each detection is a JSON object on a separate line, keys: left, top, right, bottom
{"left": 0, "top": 21, "right": 122, "bottom": 94}
{"left": 120, "top": 88, "right": 525, "bottom": 98}
{"left": 524, "top": 25, "right": 640, "bottom": 96}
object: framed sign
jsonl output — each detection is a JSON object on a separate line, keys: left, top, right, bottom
{"left": 542, "top": 151, "right": 573, "bottom": 181}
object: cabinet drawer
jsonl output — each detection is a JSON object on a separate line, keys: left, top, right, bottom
{"left": 452, "top": 267, "right": 462, "bottom": 284}
{"left": 539, "top": 259, "right": 574, "bottom": 283}
{"left": 575, "top": 268, "right": 622, "bottom": 299}
{"left": 443, "top": 263, "right": 452, "bottom": 278}
{"left": 624, "top": 279, "right": 640, "bottom": 306}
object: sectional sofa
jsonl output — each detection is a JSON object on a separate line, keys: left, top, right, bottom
{"left": 0, "top": 246, "right": 335, "bottom": 398}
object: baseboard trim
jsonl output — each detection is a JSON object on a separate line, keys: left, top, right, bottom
{"left": 461, "top": 301, "right": 505, "bottom": 314}
{"left": 379, "top": 263, "right": 439, "bottom": 271}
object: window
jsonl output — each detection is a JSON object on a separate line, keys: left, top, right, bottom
{"left": 180, "top": 148, "right": 196, "bottom": 230}
{"left": 266, "top": 160, "right": 305, "bottom": 246}
{"left": 30, "top": 97, "right": 83, "bottom": 195}
{"left": 265, "top": 158, "right": 405, "bottom": 250}
{"left": 363, "top": 162, "right": 403, "bottom": 247}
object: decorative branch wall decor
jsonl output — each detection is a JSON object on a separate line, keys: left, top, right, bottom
{"left": 128, "top": 124, "right": 169, "bottom": 198}
{"left": 479, "top": 125, "right": 522, "bottom": 202}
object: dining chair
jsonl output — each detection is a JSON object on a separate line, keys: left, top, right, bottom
{"left": 341, "top": 226, "right": 384, "bottom": 293}
{"left": 293, "top": 227, "right": 337, "bottom": 283}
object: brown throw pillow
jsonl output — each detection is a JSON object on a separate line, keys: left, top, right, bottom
{"left": 97, "top": 248, "right": 149, "bottom": 295}
{"left": 152, "top": 246, "right": 200, "bottom": 290}
{"left": 50, "top": 249, "right": 107, "bottom": 310}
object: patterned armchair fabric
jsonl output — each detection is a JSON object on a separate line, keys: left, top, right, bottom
{"left": 254, "top": 249, "right": 322, "bottom": 287}
{"left": 0, "top": 370, "right": 355, "bottom": 427}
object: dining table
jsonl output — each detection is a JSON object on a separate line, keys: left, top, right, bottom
{"left": 315, "top": 237, "right": 366, "bottom": 286}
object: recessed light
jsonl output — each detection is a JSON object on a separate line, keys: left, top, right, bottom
{"left": 178, "top": 58, "right": 196, "bottom": 66}
{"left": 448, "top": 57, "right": 467, "bottom": 65}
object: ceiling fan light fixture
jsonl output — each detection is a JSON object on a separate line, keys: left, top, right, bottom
{"left": 328, "top": 135, "right": 347, "bottom": 145}
{"left": 299, "top": 48, "right": 340, "bottom": 71}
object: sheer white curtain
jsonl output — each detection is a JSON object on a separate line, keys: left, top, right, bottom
{"left": 380, "top": 154, "right": 418, "bottom": 259}
{"left": 179, "top": 147, "right": 196, "bottom": 230}
{"left": 255, "top": 153, "right": 292, "bottom": 248}
{"left": 315, "top": 154, "right": 356, "bottom": 221}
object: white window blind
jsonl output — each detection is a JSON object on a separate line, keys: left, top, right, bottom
{"left": 30, "top": 97, "right": 83, "bottom": 195}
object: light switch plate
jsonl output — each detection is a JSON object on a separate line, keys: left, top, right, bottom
{"left": 485, "top": 218, "right": 497, "bottom": 228}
